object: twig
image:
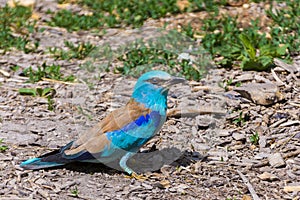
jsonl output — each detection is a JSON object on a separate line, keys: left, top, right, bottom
{"left": 283, "top": 149, "right": 300, "bottom": 159}
{"left": 237, "top": 170, "right": 260, "bottom": 200}
{"left": 41, "top": 77, "right": 78, "bottom": 85}
{"left": 271, "top": 69, "right": 286, "bottom": 86}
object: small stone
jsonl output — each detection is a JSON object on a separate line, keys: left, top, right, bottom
{"left": 233, "top": 73, "right": 253, "bottom": 83}
{"left": 283, "top": 185, "right": 300, "bottom": 192}
{"left": 259, "top": 136, "right": 267, "bottom": 149}
{"left": 195, "top": 143, "right": 210, "bottom": 151}
{"left": 234, "top": 83, "right": 284, "bottom": 105}
{"left": 243, "top": 3, "right": 250, "bottom": 9}
{"left": 141, "top": 183, "right": 153, "bottom": 190}
{"left": 0, "top": 69, "right": 10, "bottom": 77}
{"left": 217, "top": 129, "right": 232, "bottom": 137}
{"left": 196, "top": 116, "right": 215, "bottom": 129}
{"left": 258, "top": 172, "right": 279, "bottom": 181}
{"left": 249, "top": 145, "right": 257, "bottom": 150}
{"left": 157, "top": 180, "right": 170, "bottom": 189}
{"left": 230, "top": 144, "right": 245, "bottom": 150}
{"left": 268, "top": 153, "right": 285, "bottom": 168}
{"left": 232, "top": 132, "right": 246, "bottom": 141}
{"left": 254, "top": 152, "right": 269, "bottom": 160}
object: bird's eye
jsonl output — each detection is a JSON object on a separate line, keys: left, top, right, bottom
{"left": 151, "top": 78, "right": 158, "bottom": 84}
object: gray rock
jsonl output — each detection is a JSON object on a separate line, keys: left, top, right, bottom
{"left": 268, "top": 153, "right": 285, "bottom": 168}
{"left": 232, "top": 132, "right": 246, "bottom": 141}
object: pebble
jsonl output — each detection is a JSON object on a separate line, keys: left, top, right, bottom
{"left": 232, "top": 132, "right": 246, "bottom": 141}
{"left": 268, "top": 153, "right": 286, "bottom": 168}
{"left": 258, "top": 172, "right": 279, "bottom": 181}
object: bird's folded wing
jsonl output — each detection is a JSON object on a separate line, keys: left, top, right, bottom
{"left": 64, "top": 99, "right": 151, "bottom": 156}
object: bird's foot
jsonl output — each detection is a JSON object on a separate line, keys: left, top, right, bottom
{"left": 124, "top": 172, "right": 148, "bottom": 181}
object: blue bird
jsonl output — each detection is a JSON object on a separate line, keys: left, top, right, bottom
{"left": 20, "top": 71, "right": 185, "bottom": 175}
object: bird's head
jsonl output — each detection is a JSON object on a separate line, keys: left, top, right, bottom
{"left": 132, "top": 71, "right": 186, "bottom": 112}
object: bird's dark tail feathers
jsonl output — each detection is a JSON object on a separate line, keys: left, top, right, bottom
{"left": 20, "top": 142, "right": 73, "bottom": 170}
{"left": 20, "top": 157, "right": 65, "bottom": 170}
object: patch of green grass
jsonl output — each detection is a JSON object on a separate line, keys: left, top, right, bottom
{"left": 0, "top": 5, "right": 38, "bottom": 53}
{"left": 49, "top": 0, "right": 180, "bottom": 31}
{"left": 250, "top": 132, "right": 260, "bottom": 145}
{"left": 89, "top": 30, "right": 210, "bottom": 80}
{"left": 266, "top": 0, "right": 300, "bottom": 55}
{"left": 70, "top": 186, "right": 79, "bottom": 197}
{"left": 18, "top": 87, "right": 56, "bottom": 111}
{"left": 18, "top": 87, "right": 56, "bottom": 97}
{"left": 180, "top": 23, "right": 195, "bottom": 39}
{"left": 10, "top": 65, "right": 20, "bottom": 72}
{"left": 48, "top": 9, "right": 103, "bottom": 32}
{"left": 198, "top": 0, "right": 298, "bottom": 70}
{"left": 238, "top": 33, "right": 288, "bottom": 71}
{"left": 0, "top": 139, "right": 8, "bottom": 152}
{"left": 49, "top": 41, "right": 95, "bottom": 60}
{"left": 201, "top": 15, "right": 241, "bottom": 68}
{"left": 47, "top": 96, "right": 55, "bottom": 111}
{"left": 22, "top": 63, "right": 75, "bottom": 83}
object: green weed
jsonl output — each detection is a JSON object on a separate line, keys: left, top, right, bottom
{"left": 116, "top": 41, "right": 206, "bottom": 80}
{"left": 180, "top": 23, "right": 195, "bottom": 39}
{"left": 70, "top": 186, "right": 79, "bottom": 197}
{"left": 238, "top": 33, "right": 288, "bottom": 71}
{"left": 199, "top": 0, "right": 298, "bottom": 70}
{"left": 0, "top": 5, "right": 38, "bottom": 53}
{"left": 18, "top": 87, "right": 56, "bottom": 111}
{"left": 48, "top": 9, "right": 103, "bottom": 32}
{"left": 22, "top": 63, "right": 75, "bottom": 83}
{"left": 250, "top": 132, "right": 260, "bottom": 145}
{"left": 50, "top": 0, "right": 180, "bottom": 31}
{"left": 0, "top": 139, "right": 8, "bottom": 152}
{"left": 232, "top": 111, "right": 249, "bottom": 126}
{"left": 83, "top": 30, "right": 210, "bottom": 80}
{"left": 266, "top": 1, "right": 299, "bottom": 54}
{"left": 49, "top": 41, "right": 95, "bottom": 60}
{"left": 18, "top": 87, "right": 56, "bottom": 97}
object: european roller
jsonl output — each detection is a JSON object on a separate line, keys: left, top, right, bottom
{"left": 20, "top": 71, "right": 185, "bottom": 176}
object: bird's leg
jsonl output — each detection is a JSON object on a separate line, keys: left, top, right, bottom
{"left": 120, "top": 152, "right": 147, "bottom": 180}
{"left": 120, "top": 151, "right": 135, "bottom": 175}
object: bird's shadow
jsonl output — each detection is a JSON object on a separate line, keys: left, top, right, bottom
{"left": 57, "top": 147, "right": 204, "bottom": 175}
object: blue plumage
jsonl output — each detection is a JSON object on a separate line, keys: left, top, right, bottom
{"left": 20, "top": 71, "right": 185, "bottom": 174}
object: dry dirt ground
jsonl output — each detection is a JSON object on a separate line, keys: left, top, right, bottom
{"left": 0, "top": 1, "right": 299, "bottom": 199}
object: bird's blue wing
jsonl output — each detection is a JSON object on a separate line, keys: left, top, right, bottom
{"left": 106, "top": 110, "right": 163, "bottom": 152}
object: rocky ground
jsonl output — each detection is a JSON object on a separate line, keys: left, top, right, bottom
{"left": 0, "top": 1, "right": 299, "bottom": 199}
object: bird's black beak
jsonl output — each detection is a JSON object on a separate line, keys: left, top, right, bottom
{"left": 164, "top": 76, "right": 186, "bottom": 88}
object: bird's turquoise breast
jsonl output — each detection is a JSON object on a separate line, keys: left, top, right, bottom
{"left": 106, "top": 111, "right": 165, "bottom": 153}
